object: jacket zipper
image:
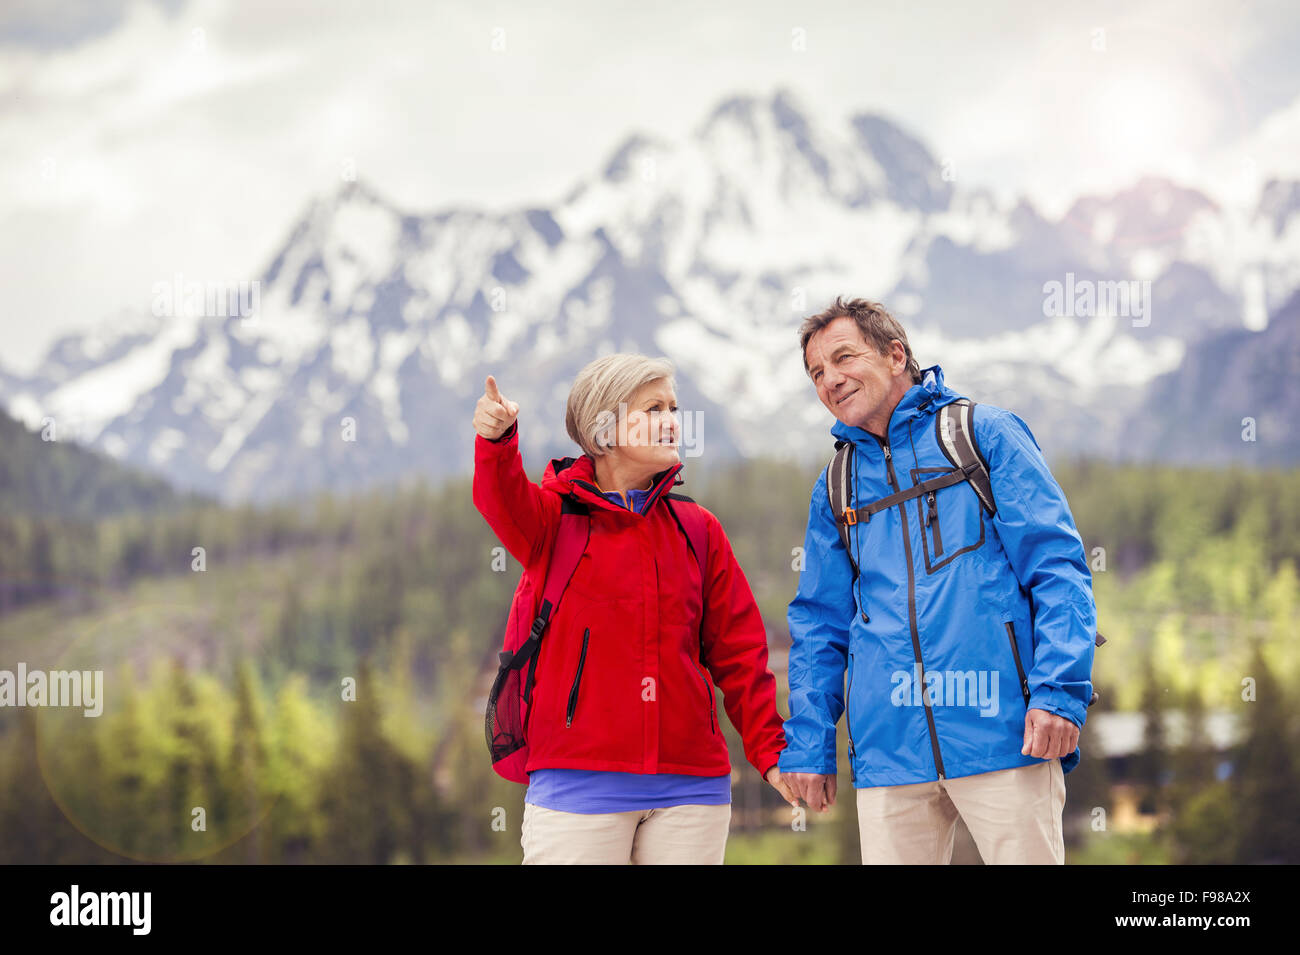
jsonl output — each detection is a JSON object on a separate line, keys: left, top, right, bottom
{"left": 846, "top": 651, "right": 857, "bottom": 782}
{"left": 873, "top": 433, "right": 947, "bottom": 779}
{"left": 693, "top": 657, "right": 717, "bottom": 733}
{"left": 572, "top": 466, "right": 680, "bottom": 515}
{"left": 1005, "top": 621, "right": 1030, "bottom": 707}
{"left": 565, "top": 627, "right": 590, "bottom": 727}
{"left": 924, "top": 490, "right": 943, "bottom": 556}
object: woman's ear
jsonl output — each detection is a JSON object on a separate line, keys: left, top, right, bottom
{"left": 592, "top": 408, "right": 617, "bottom": 450}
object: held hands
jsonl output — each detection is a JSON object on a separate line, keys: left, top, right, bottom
{"left": 765, "top": 766, "right": 800, "bottom": 807}
{"left": 1022, "top": 708, "right": 1079, "bottom": 760}
{"left": 781, "top": 772, "right": 837, "bottom": 812}
{"left": 473, "top": 374, "right": 519, "bottom": 440}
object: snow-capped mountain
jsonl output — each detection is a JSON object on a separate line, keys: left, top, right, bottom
{"left": 1, "top": 88, "right": 1294, "bottom": 503}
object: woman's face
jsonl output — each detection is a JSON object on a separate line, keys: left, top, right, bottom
{"left": 599, "top": 378, "right": 680, "bottom": 475}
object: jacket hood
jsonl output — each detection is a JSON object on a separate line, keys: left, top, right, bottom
{"left": 541, "top": 450, "right": 686, "bottom": 514}
{"left": 830, "top": 363, "right": 966, "bottom": 447}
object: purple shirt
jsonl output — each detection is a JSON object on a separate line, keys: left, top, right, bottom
{"left": 525, "top": 768, "right": 731, "bottom": 814}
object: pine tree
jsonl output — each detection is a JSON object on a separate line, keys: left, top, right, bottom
{"left": 1233, "top": 645, "right": 1300, "bottom": 862}
{"left": 1134, "top": 656, "right": 1168, "bottom": 817}
{"left": 229, "top": 660, "right": 270, "bottom": 862}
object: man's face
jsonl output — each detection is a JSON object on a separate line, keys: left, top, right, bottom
{"left": 804, "top": 316, "right": 906, "bottom": 432}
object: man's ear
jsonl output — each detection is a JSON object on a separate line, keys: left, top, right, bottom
{"left": 891, "top": 339, "right": 909, "bottom": 376}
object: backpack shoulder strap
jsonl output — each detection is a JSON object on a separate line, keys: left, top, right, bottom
{"left": 935, "top": 399, "right": 997, "bottom": 517}
{"left": 826, "top": 433, "right": 974, "bottom": 567}
{"left": 541, "top": 495, "right": 592, "bottom": 611}
{"left": 825, "top": 440, "right": 859, "bottom": 578}
{"left": 502, "top": 494, "right": 590, "bottom": 678}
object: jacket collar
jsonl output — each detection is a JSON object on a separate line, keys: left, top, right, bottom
{"left": 830, "top": 364, "right": 965, "bottom": 449}
{"left": 541, "top": 452, "right": 685, "bottom": 515}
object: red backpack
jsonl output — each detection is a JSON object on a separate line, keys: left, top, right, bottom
{"left": 485, "top": 492, "right": 710, "bottom": 783}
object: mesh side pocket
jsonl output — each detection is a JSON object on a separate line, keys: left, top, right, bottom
{"left": 485, "top": 656, "right": 527, "bottom": 763}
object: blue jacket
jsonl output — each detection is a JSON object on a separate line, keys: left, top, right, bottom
{"left": 779, "top": 365, "right": 1097, "bottom": 786}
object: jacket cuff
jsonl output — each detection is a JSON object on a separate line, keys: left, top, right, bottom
{"left": 756, "top": 750, "right": 784, "bottom": 779}
{"left": 486, "top": 420, "right": 517, "bottom": 443}
{"left": 1028, "top": 685, "right": 1087, "bottom": 728}
{"left": 777, "top": 751, "right": 837, "bottom": 776}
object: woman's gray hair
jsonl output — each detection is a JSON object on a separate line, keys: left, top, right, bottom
{"left": 565, "top": 353, "right": 676, "bottom": 457}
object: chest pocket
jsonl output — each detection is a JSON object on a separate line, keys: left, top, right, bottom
{"left": 909, "top": 466, "right": 986, "bottom": 573}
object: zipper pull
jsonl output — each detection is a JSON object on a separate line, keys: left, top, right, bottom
{"left": 882, "top": 443, "right": 891, "bottom": 460}
{"left": 925, "top": 491, "right": 937, "bottom": 527}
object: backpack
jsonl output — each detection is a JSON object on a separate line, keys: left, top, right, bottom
{"left": 823, "top": 398, "right": 1105, "bottom": 706}
{"left": 485, "top": 491, "right": 711, "bottom": 783}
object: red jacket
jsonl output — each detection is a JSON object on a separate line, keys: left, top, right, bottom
{"left": 473, "top": 422, "right": 786, "bottom": 779}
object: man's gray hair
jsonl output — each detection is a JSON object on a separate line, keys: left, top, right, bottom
{"left": 798, "top": 297, "right": 922, "bottom": 384}
{"left": 565, "top": 353, "right": 676, "bottom": 457}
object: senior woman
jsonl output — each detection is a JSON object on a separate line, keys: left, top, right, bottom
{"left": 472, "top": 353, "right": 794, "bottom": 864}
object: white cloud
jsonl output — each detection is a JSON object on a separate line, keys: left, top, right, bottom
{"left": 0, "top": 0, "right": 1296, "bottom": 374}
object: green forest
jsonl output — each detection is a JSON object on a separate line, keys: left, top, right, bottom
{"left": 0, "top": 448, "right": 1297, "bottom": 864}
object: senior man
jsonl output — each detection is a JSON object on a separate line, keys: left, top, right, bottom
{"left": 778, "top": 297, "right": 1098, "bottom": 864}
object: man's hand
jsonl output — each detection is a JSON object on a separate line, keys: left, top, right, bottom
{"left": 765, "top": 766, "right": 799, "bottom": 806}
{"left": 783, "top": 772, "right": 837, "bottom": 812}
{"left": 473, "top": 374, "right": 519, "bottom": 440}
{"left": 1022, "top": 708, "right": 1079, "bottom": 760}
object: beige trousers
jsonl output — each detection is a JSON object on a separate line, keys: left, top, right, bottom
{"left": 521, "top": 802, "right": 731, "bottom": 864}
{"left": 855, "top": 758, "right": 1066, "bottom": 864}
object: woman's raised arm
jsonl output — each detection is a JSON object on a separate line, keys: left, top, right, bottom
{"left": 472, "top": 375, "right": 558, "bottom": 567}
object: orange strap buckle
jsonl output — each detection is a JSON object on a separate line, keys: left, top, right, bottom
{"left": 842, "top": 507, "right": 858, "bottom": 526}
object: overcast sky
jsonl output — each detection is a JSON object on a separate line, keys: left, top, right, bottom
{"left": 2, "top": 0, "right": 1298, "bottom": 375}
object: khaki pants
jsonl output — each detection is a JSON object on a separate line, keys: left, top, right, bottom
{"left": 521, "top": 802, "right": 731, "bottom": 864}
{"left": 856, "top": 758, "right": 1065, "bottom": 864}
